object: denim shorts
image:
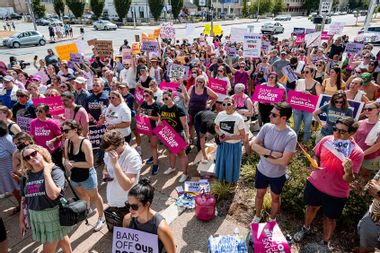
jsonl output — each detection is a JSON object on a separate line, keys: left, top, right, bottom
{"left": 71, "top": 168, "right": 98, "bottom": 190}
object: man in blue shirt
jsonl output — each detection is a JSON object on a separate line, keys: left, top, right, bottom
{"left": 0, "top": 75, "right": 18, "bottom": 109}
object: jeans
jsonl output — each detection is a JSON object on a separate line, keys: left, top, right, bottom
{"left": 293, "top": 109, "right": 313, "bottom": 143}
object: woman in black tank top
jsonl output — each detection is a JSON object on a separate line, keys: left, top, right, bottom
{"left": 123, "top": 179, "right": 176, "bottom": 253}
{"left": 62, "top": 120, "right": 106, "bottom": 232}
{"left": 0, "top": 105, "right": 21, "bottom": 137}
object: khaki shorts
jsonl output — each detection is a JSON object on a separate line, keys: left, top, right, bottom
{"left": 362, "top": 157, "right": 380, "bottom": 171}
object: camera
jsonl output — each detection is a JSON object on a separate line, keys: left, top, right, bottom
{"left": 19, "top": 60, "right": 30, "bottom": 70}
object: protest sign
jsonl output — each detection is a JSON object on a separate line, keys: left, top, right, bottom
{"left": 153, "top": 121, "right": 187, "bottom": 154}
{"left": 122, "top": 48, "right": 132, "bottom": 64}
{"left": 185, "top": 24, "right": 195, "bottom": 38}
{"left": 153, "top": 28, "right": 160, "bottom": 39}
{"left": 261, "top": 40, "right": 271, "bottom": 54}
{"left": 184, "top": 180, "right": 210, "bottom": 193}
{"left": 247, "top": 25, "right": 255, "bottom": 33}
{"left": 169, "top": 64, "right": 189, "bottom": 80}
{"left": 141, "top": 41, "right": 159, "bottom": 52}
{"left": 344, "top": 42, "right": 364, "bottom": 55}
{"left": 230, "top": 28, "right": 246, "bottom": 42}
{"left": 251, "top": 85, "right": 285, "bottom": 104}
{"left": 296, "top": 34, "right": 305, "bottom": 45}
{"left": 135, "top": 115, "right": 152, "bottom": 136}
{"left": 94, "top": 40, "right": 113, "bottom": 58}
{"left": 17, "top": 116, "right": 31, "bottom": 133}
{"left": 75, "top": 39, "right": 86, "bottom": 55}
{"left": 55, "top": 43, "right": 78, "bottom": 61}
{"left": 134, "top": 88, "right": 144, "bottom": 105}
{"left": 160, "top": 23, "right": 175, "bottom": 39}
{"left": 281, "top": 65, "right": 298, "bottom": 83}
{"left": 132, "top": 42, "right": 140, "bottom": 55}
{"left": 32, "top": 96, "right": 65, "bottom": 115}
{"left": 208, "top": 77, "right": 228, "bottom": 95}
{"left": 227, "top": 47, "right": 237, "bottom": 57}
{"left": 286, "top": 90, "right": 319, "bottom": 113}
{"left": 70, "top": 53, "right": 83, "bottom": 64}
{"left": 87, "top": 38, "right": 97, "bottom": 46}
{"left": 329, "top": 22, "right": 345, "bottom": 35}
{"left": 305, "top": 28, "right": 316, "bottom": 34}
{"left": 321, "top": 31, "right": 332, "bottom": 41}
{"left": 112, "top": 227, "right": 158, "bottom": 253}
{"left": 203, "top": 24, "right": 223, "bottom": 36}
{"left": 305, "top": 32, "right": 321, "bottom": 48}
{"left": 293, "top": 27, "right": 305, "bottom": 35}
{"left": 88, "top": 125, "right": 106, "bottom": 149}
{"left": 243, "top": 33, "right": 262, "bottom": 58}
{"left": 251, "top": 221, "right": 291, "bottom": 253}
{"left": 160, "top": 81, "right": 180, "bottom": 91}
{"left": 315, "top": 94, "right": 364, "bottom": 121}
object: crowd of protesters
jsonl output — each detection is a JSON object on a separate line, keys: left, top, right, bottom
{"left": 0, "top": 28, "right": 379, "bottom": 253}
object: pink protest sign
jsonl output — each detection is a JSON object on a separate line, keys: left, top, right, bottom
{"left": 136, "top": 115, "right": 152, "bottom": 136}
{"left": 208, "top": 77, "right": 228, "bottom": 95}
{"left": 159, "top": 81, "right": 179, "bottom": 96}
{"left": 251, "top": 85, "right": 285, "bottom": 104}
{"left": 134, "top": 88, "right": 144, "bottom": 105}
{"left": 251, "top": 221, "right": 291, "bottom": 253}
{"left": 153, "top": 121, "right": 187, "bottom": 154}
{"left": 32, "top": 96, "right": 65, "bottom": 115}
{"left": 321, "top": 31, "right": 332, "bottom": 41}
{"left": 286, "top": 90, "right": 319, "bottom": 113}
{"left": 296, "top": 34, "right": 305, "bottom": 44}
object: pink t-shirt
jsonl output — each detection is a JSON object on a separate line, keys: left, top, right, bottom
{"left": 64, "top": 107, "right": 89, "bottom": 130}
{"left": 308, "top": 136, "right": 364, "bottom": 198}
{"left": 354, "top": 119, "right": 380, "bottom": 160}
{"left": 30, "top": 118, "right": 62, "bottom": 152}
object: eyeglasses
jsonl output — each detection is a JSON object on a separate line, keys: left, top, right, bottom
{"left": 163, "top": 97, "right": 170, "bottom": 101}
{"left": 109, "top": 96, "right": 117, "bottom": 100}
{"left": 316, "top": 64, "right": 322, "bottom": 67}
{"left": 128, "top": 203, "right": 141, "bottom": 211}
{"left": 192, "top": 72, "right": 197, "bottom": 74}
{"left": 303, "top": 71, "right": 310, "bottom": 74}
{"left": 60, "top": 127, "right": 72, "bottom": 133}
{"left": 332, "top": 126, "right": 348, "bottom": 134}
{"left": 269, "top": 112, "right": 279, "bottom": 118}
{"left": 143, "top": 94, "right": 150, "bottom": 98}
{"left": 334, "top": 100, "right": 344, "bottom": 104}
{"left": 364, "top": 56, "right": 370, "bottom": 59}
{"left": 36, "top": 109, "right": 44, "bottom": 113}
{"left": 222, "top": 102, "right": 233, "bottom": 107}
{"left": 17, "top": 95, "right": 27, "bottom": 98}
{"left": 23, "top": 150, "right": 38, "bottom": 161}
{"left": 363, "top": 107, "right": 375, "bottom": 112}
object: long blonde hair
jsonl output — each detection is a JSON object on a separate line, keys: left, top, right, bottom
{"left": 20, "top": 145, "right": 53, "bottom": 175}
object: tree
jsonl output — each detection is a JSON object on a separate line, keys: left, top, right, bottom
{"left": 148, "top": 0, "right": 164, "bottom": 21}
{"left": 90, "top": 0, "right": 105, "bottom": 19}
{"left": 53, "top": 0, "right": 65, "bottom": 18}
{"left": 171, "top": 0, "right": 183, "bottom": 19}
{"left": 303, "top": 0, "right": 319, "bottom": 14}
{"left": 249, "top": 0, "right": 272, "bottom": 15}
{"left": 113, "top": 0, "right": 131, "bottom": 21}
{"left": 31, "top": 0, "right": 46, "bottom": 19}
{"left": 272, "top": 0, "right": 285, "bottom": 14}
{"left": 242, "top": 0, "right": 249, "bottom": 17}
{"left": 66, "top": 0, "right": 86, "bottom": 19}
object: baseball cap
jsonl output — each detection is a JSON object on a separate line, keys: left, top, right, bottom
{"left": 74, "top": 77, "right": 87, "bottom": 84}
{"left": 3, "top": 75, "right": 14, "bottom": 82}
{"left": 30, "top": 75, "right": 42, "bottom": 81}
{"left": 280, "top": 51, "right": 287, "bottom": 55}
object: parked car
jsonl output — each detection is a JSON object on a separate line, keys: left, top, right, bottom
{"left": 3, "top": 31, "right": 46, "bottom": 48}
{"left": 261, "top": 22, "right": 284, "bottom": 34}
{"left": 355, "top": 32, "right": 380, "bottom": 45}
{"left": 93, "top": 20, "right": 117, "bottom": 30}
{"left": 47, "top": 18, "right": 63, "bottom": 27}
{"left": 274, "top": 14, "right": 291, "bottom": 21}
{"left": 8, "top": 13, "right": 22, "bottom": 20}
{"left": 36, "top": 18, "right": 50, "bottom": 26}
{"left": 358, "top": 26, "right": 380, "bottom": 34}
{"left": 308, "top": 12, "right": 317, "bottom": 20}
{"left": 312, "top": 15, "right": 331, "bottom": 24}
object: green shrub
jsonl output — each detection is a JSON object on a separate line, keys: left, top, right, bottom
{"left": 340, "top": 188, "right": 371, "bottom": 227}
{"left": 211, "top": 180, "right": 233, "bottom": 201}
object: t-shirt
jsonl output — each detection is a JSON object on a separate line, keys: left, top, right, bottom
{"left": 354, "top": 119, "right": 380, "bottom": 160}
{"left": 140, "top": 76, "right": 153, "bottom": 89}
{"left": 123, "top": 93, "right": 135, "bottom": 117}
{"left": 30, "top": 118, "right": 62, "bottom": 152}
{"left": 256, "top": 123, "right": 297, "bottom": 178}
{"left": 105, "top": 103, "right": 132, "bottom": 137}
{"left": 85, "top": 91, "right": 109, "bottom": 121}
{"left": 104, "top": 144, "right": 141, "bottom": 207}
{"left": 159, "top": 104, "right": 186, "bottom": 133}
{"left": 21, "top": 166, "right": 65, "bottom": 211}
{"left": 141, "top": 101, "right": 160, "bottom": 129}
{"left": 74, "top": 89, "right": 90, "bottom": 108}
{"left": 12, "top": 101, "right": 35, "bottom": 122}
{"left": 328, "top": 44, "right": 345, "bottom": 59}
{"left": 319, "top": 104, "right": 353, "bottom": 136}
{"left": 196, "top": 110, "right": 217, "bottom": 135}
{"left": 214, "top": 111, "right": 245, "bottom": 144}
{"left": 308, "top": 136, "right": 364, "bottom": 198}
{"left": 119, "top": 68, "right": 137, "bottom": 89}
{"left": 64, "top": 106, "right": 89, "bottom": 131}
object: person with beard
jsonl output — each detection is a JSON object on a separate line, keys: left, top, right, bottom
{"left": 85, "top": 78, "right": 109, "bottom": 123}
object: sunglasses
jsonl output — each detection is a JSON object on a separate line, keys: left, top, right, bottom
{"left": 144, "top": 94, "right": 150, "bottom": 98}
{"left": 334, "top": 100, "right": 344, "bottom": 104}
{"left": 36, "top": 109, "right": 44, "bottom": 113}
{"left": 303, "top": 71, "right": 310, "bottom": 74}
{"left": 364, "top": 56, "right": 370, "bottom": 59}
{"left": 128, "top": 203, "right": 141, "bottom": 211}
{"left": 23, "top": 150, "right": 38, "bottom": 161}
{"left": 222, "top": 102, "right": 233, "bottom": 107}
{"left": 60, "top": 127, "right": 72, "bottom": 133}
{"left": 332, "top": 126, "right": 348, "bottom": 134}
{"left": 270, "top": 112, "right": 279, "bottom": 118}
{"left": 109, "top": 96, "right": 117, "bottom": 100}
{"left": 192, "top": 72, "right": 197, "bottom": 74}
{"left": 363, "top": 107, "right": 375, "bottom": 112}
{"left": 316, "top": 64, "right": 322, "bottom": 67}
{"left": 163, "top": 97, "right": 170, "bottom": 101}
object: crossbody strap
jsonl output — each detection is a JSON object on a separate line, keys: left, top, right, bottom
{"left": 62, "top": 172, "right": 81, "bottom": 200}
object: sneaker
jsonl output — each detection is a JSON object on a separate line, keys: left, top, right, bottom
{"left": 163, "top": 167, "right": 176, "bottom": 175}
{"left": 146, "top": 156, "right": 154, "bottom": 164}
{"left": 178, "top": 174, "right": 188, "bottom": 183}
{"left": 293, "top": 225, "right": 311, "bottom": 242}
{"left": 251, "top": 216, "right": 261, "bottom": 224}
{"left": 93, "top": 217, "right": 106, "bottom": 232}
{"left": 135, "top": 146, "right": 142, "bottom": 156}
{"left": 151, "top": 165, "right": 159, "bottom": 175}
{"left": 319, "top": 240, "right": 333, "bottom": 251}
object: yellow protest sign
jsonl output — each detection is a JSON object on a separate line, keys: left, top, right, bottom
{"left": 142, "top": 32, "right": 156, "bottom": 41}
{"left": 203, "top": 24, "right": 223, "bottom": 36}
{"left": 132, "top": 42, "right": 141, "bottom": 55}
{"left": 55, "top": 43, "right": 78, "bottom": 61}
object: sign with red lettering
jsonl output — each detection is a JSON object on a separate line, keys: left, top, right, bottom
{"left": 243, "top": 33, "right": 261, "bottom": 58}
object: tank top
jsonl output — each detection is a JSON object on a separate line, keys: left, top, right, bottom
{"left": 305, "top": 81, "right": 318, "bottom": 96}
{"left": 68, "top": 138, "right": 89, "bottom": 182}
{"left": 188, "top": 87, "right": 208, "bottom": 115}
{"left": 7, "top": 122, "right": 16, "bottom": 137}
{"left": 129, "top": 213, "right": 165, "bottom": 252}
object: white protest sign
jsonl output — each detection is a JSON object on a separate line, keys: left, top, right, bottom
{"left": 282, "top": 65, "right": 298, "bottom": 83}
{"left": 329, "top": 22, "right": 345, "bottom": 35}
{"left": 230, "top": 28, "right": 246, "bottom": 42}
{"left": 344, "top": 42, "right": 364, "bottom": 55}
{"left": 247, "top": 25, "right": 255, "bottom": 33}
{"left": 112, "top": 227, "right": 159, "bottom": 253}
{"left": 184, "top": 180, "right": 210, "bottom": 193}
{"left": 122, "top": 48, "right": 132, "bottom": 64}
{"left": 261, "top": 40, "right": 271, "bottom": 54}
{"left": 160, "top": 22, "right": 175, "bottom": 39}
{"left": 305, "top": 32, "right": 321, "bottom": 48}
{"left": 243, "top": 33, "right": 262, "bottom": 58}
{"left": 185, "top": 23, "right": 195, "bottom": 39}
{"left": 169, "top": 64, "right": 189, "bottom": 80}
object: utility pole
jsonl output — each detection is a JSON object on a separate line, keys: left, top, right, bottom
{"left": 257, "top": 0, "right": 260, "bottom": 22}
{"left": 26, "top": 0, "right": 37, "bottom": 31}
{"left": 363, "top": 0, "right": 377, "bottom": 33}
{"left": 210, "top": 5, "right": 214, "bottom": 37}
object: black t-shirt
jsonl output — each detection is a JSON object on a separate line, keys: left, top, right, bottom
{"left": 85, "top": 91, "right": 109, "bottom": 121}
{"left": 12, "top": 102, "right": 36, "bottom": 122}
{"left": 195, "top": 110, "right": 216, "bottom": 135}
{"left": 141, "top": 101, "right": 160, "bottom": 129}
{"left": 159, "top": 104, "right": 186, "bottom": 133}
{"left": 21, "top": 166, "right": 64, "bottom": 211}
{"left": 328, "top": 44, "right": 344, "bottom": 59}
{"left": 140, "top": 76, "right": 153, "bottom": 89}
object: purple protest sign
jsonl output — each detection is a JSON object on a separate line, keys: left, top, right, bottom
{"left": 69, "top": 53, "right": 83, "bottom": 64}
{"left": 153, "top": 121, "right": 187, "bottom": 154}
{"left": 251, "top": 85, "right": 285, "bottom": 104}
{"left": 112, "top": 227, "right": 159, "bottom": 253}
{"left": 208, "top": 77, "right": 228, "bottom": 95}
{"left": 136, "top": 115, "right": 152, "bottom": 136}
{"left": 32, "top": 96, "right": 65, "bottom": 115}
{"left": 251, "top": 221, "right": 291, "bottom": 253}
{"left": 134, "top": 88, "right": 144, "bottom": 105}
{"left": 286, "top": 90, "right": 319, "bottom": 113}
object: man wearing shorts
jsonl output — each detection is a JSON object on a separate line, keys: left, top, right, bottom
{"left": 294, "top": 116, "right": 364, "bottom": 247}
{"left": 251, "top": 102, "right": 297, "bottom": 223}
